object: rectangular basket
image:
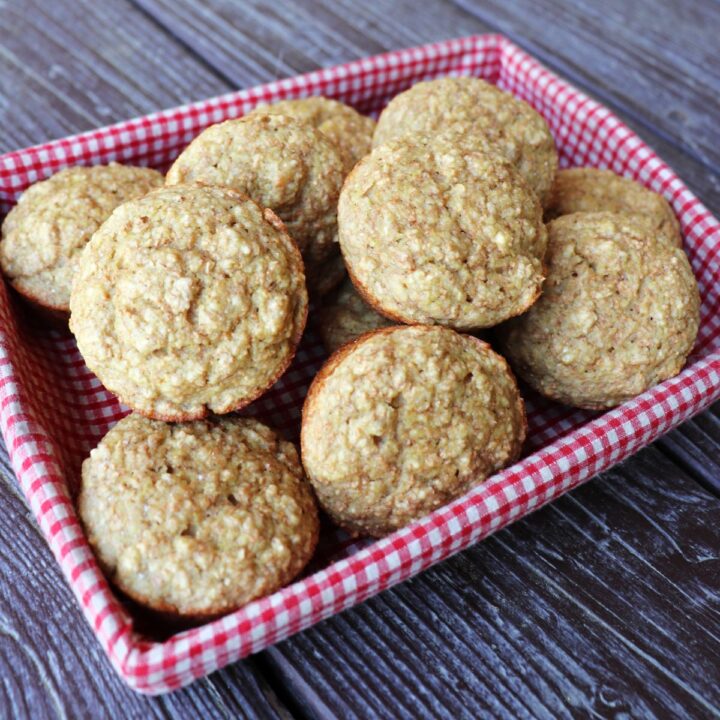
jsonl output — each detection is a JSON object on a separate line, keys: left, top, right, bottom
{"left": 0, "top": 34, "right": 718, "bottom": 695}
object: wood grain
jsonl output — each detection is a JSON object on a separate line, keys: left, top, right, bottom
{"left": 0, "top": 1, "right": 719, "bottom": 718}
{"left": 661, "top": 404, "right": 720, "bottom": 496}
{"left": 0, "top": 0, "right": 227, "bottom": 153}
{"left": 264, "top": 446, "right": 720, "bottom": 719}
{"left": 132, "top": 0, "right": 720, "bottom": 204}
{"left": 453, "top": 0, "right": 720, "bottom": 172}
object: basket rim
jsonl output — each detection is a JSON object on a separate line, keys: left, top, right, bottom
{"left": 0, "top": 32, "right": 719, "bottom": 694}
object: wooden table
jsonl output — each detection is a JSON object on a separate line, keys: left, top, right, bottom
{"left": 1, "top": 1, "right": 719, "bottom": 717}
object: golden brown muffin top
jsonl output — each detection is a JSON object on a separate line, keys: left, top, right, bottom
{"left": 166, "top": 114, "right": 346, "bottom": 268}
{"left": 302, "top": 325, "right": 526, "bottom": 536}
{"left": 70, "top": 184, "right": 307, "bottom": 420}
{"left": 498, "top": 211, "right": 699, "bottom": 409}
{"left": 545, "top": 167, "right": 681, "bottom": 247}
{"left": 248, "top": 96, "right": 375, "bottom": 170}
{"left": 80, "top": 414, "right": 319, "bottom": 617}
{"left": 373, "top": 76, "right": 557, "bottom": 205}
{"left": 0, "top": 163, "right": 163, "bottom": 312}
{"left": 338, "top": 134, "right": 547, "bottom": 330}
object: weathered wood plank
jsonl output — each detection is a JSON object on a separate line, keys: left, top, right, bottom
{"left": 132, "top": 0, "right": 478, "bottom": 83}
{"left": 660, "top": 404, "right": 720, "bottom": 496}
{"left": 0, "top": 466, "right": 290, "bottom": 719}
{"left": 263, "top": 446, "right": 720, "bottom": 719}
{"left": 0, "top": 0, "right": 228, "bottom": 153}
{"left": 133, "top": 0, "right": 720, "bottom": 195}
{"left": 452, "top": 0, "right": 720, "bottom": 172}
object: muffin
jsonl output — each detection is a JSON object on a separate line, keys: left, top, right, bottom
{"left": 301, "top": 325, "right": 526, "bottom": 536}
{"left": 338, "top": 135, "right": 547, "bottom": 330}
{"left": 69, "top": 184, "right": 307, "bottom": 421}
{"left": 79, "top": 414, "right": 319, "bottom": 618}
{"left": 497, "top": 212, "right": 700, "bottom": 409}
{"left": 318, "top": 277, "right": 391, "bottom": 353}
{"left": 0, "top": 163, "right": 163, "bottom": 314}
{"left": 305, "top": 249, "right": 347, "bottom": 298}
{"left": 247, "top": 96, "right": 375, "bottom": 170}
{"left": 373, "top": 76, "right": 557, "bottom": 205}
{"left": 165, "top": 114, "right": 346, "bottom": 282}
{"left": 545, "top": 168, "right": 682, "bottom": 247}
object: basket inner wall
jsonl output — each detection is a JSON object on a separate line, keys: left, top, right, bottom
{"left": 0, "top": 34, "right": 717, "bottom": 646}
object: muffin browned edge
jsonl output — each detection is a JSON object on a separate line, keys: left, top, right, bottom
{"left": 343, "top": 254, "right": 546, "bottom": 332}
{"left": 84, "top": 519, "right": 320, "bottom": 622}
{"left": 78, "top": 430, "right": 320, "bottom": 620}
{"left": 300, "top": 324, "right": 528, "bottom": 537}
{"left": 338, "top": 157, "right": 546, "bottom": 330}
{"left": 113, "top": 203, "right": 309, "bottom": 422}
{"left": 6, "top": 282, "right": 71, "bottom": 324}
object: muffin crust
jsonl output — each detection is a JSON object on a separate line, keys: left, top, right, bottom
{"left": 338, "top": 135, "right": 547, "bottom": 330}
{"left": 79, "top": 414, "right": 319, "bottom": 618}
{"left": 498, "top": 212, "right": 699, "bottom": 409}
{"left": 302, "top": 325, "right": 526, "bottom": 536}
{"left": 0, "top": 164, "right": 163, "bottom": 312}
{"left": 166, "top": 114, "right": 346, "bottom": 271}
{"left": 373, "top": 76, "right": 557, "bottom": 205}
{"left": 545, "top": 168, "right": 682, "bottom": 247}
{"left": 248, "top": 96, "right": 375, "bottom": 170}
{"left": 70, "top": 184, "right": 308, "bottom": 420}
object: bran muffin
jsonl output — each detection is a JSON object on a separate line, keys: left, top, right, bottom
{"left": 79, "top": 414, "right": 319, "bottom": 618}
{"left": 373, "top": 76, "right": 558, "bottom": 205}
{"left": 247, "top": 96, "right": 375, "bottom": 170}
{"left": 165, "top": 114, "right": 346, "bottom": 280}
{"left": 338, "top": 135, "right": 547, "bottom": 330}
{"left": 69, "top": 184, "right": 308, "bottom": 421}
{"left": 301, "top": 325, "right": 526, "bottom": 536}
{"left": 0, "top": 164, "right": 163, "bottom": 313}
{"left": 304, "top": 248, "right": 347, "bottom": 298}
{"left": 497, "top": 212, "right": 700, "bottom": 409}
{"left": 545, "top": 168, "right": 682, "bottom": 247}
{"left": 318, "top": 277, "right": 391, "bottom": 353}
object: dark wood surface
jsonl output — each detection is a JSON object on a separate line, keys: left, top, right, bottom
{"left": 1, "top": 1, "right": 718, "bottom": 718}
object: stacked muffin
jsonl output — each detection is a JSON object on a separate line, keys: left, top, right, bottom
{"left": 0, "top": 80, "right": 699, "bottom": 620}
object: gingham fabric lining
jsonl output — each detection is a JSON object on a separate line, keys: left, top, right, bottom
{"left": 0, "top": 34, "right": 718, "bottom": 694}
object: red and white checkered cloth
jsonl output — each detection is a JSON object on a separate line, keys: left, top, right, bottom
{"left": 0, "top": 34, "right": 718, "bottom": 694}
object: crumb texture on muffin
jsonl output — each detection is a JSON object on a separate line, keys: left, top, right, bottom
{"left": 373, "top": 76, "right": 557, "bottom": 204}
{"left": 498, "top": 212, "right": 699, "bottom": 409}
{"left": 0, "top": 163, "right": 163, "bottom": 311}
{"left": 166, "top": 114, "right": 345, "bottom": 270}
{"left": 248, "top": 96, "right": 375, "bottom": 170}
{"left": 545, "top": 167, "right": 682, "bottom": 246}
{"left": 69, "top": 184, "right": 307, "bottom": 420}
{"left": 302, "top": 325, "right": 526, "bottom": 536}
{"left": 338, "top": 135, "right": 547, "bottom": 330}
{"left": 79, "top": 414, "right": 319, "bottom": 617}
{"left": 318, "top": 277, "right": 391, "bottom": 353}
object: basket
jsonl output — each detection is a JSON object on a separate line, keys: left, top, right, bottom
{"left": 0, "top": 34, "right": 718, "bottom": 694}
